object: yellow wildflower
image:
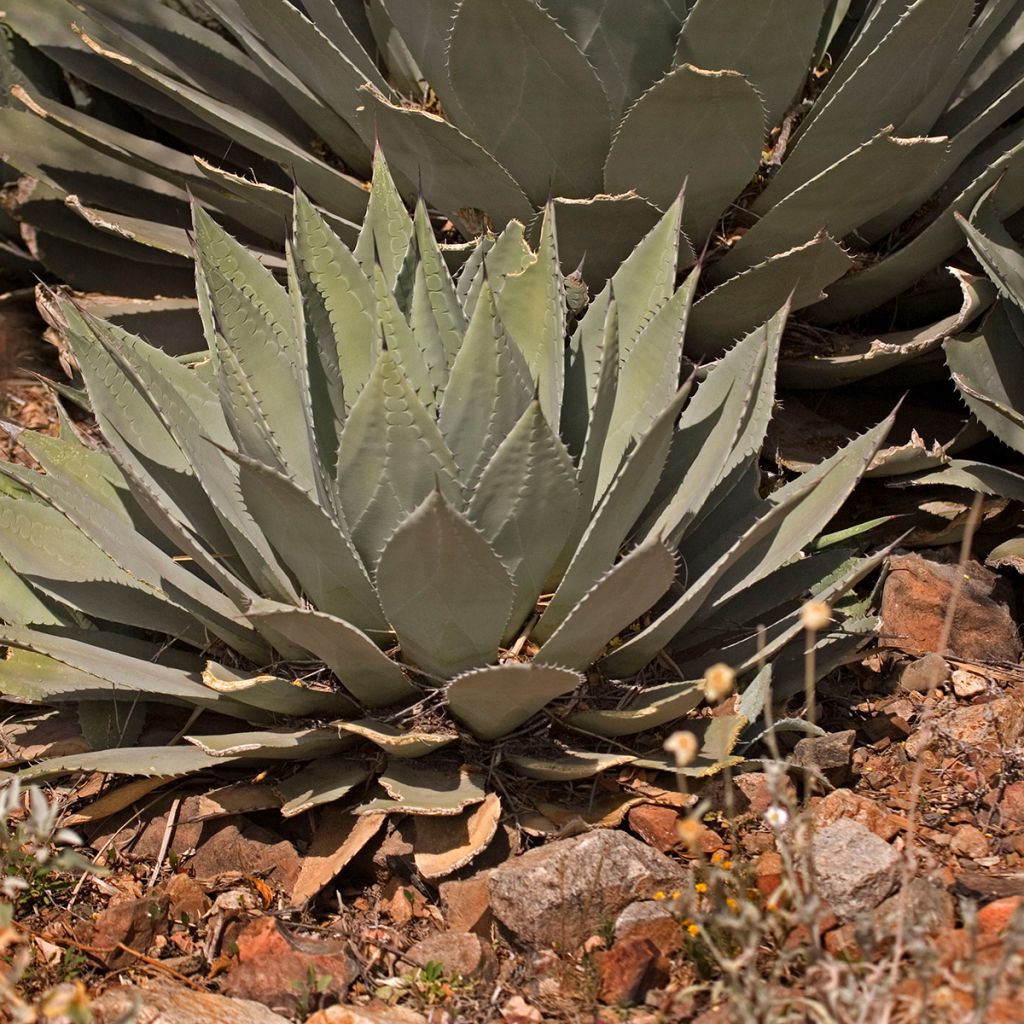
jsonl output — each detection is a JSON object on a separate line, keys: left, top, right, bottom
{"left": 695, "top": 882, "right": 708, "bottom": 894}
{"left": 687, "top": 923, "right": 700, "bottom": 937}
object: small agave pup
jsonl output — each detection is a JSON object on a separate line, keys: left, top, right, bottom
{"left": 0, "top": 154, "right": 890, "bottom": 828}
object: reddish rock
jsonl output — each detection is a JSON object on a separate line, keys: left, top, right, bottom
{"left": 628, "top": 804, "right": 681, "bottom": 853}
{"left": 381, "top": 877, "right": 429, "bottom": 924}
{"left": 131, "top": 799, "right": 204, "bottom": 863}
{"left": 823, "top": 923, "right": 862, "bottom": 959}
{"left": 950, "top": 824, "right": 990, "bottom": 860}
{"left": 1000, "top": 781, "right": 1024, "bottom": 827}
{"left": 189, "top": 821, "right": 300, "bottom": 893}
{"left": 940, "top": 696, "right": 1024, "bottom": 754}
{"left": 732, "top": 773, "right": 794, "bottom": 818}
{"left": 404, "top": 932, "right": 497, "bottom": 984}
{"left": 755, "top": 852, "right": 783, "bottom": 897}
{"left": 698, "top": 827, "right": 727, "bottom": 855}
{"left": 813, "top": 789, "right": 905, "bottom": 841}
{"left": 880, "top": 554, "right": 1022, "bottom": 662}
{"left": 978, "top": 896, "right": 1023, "bottom": 937}
{"left": 501, "top": 995, "right": 543, "bottom": 1024}
{"left": 163, "top": 874, "right": 211, "bottom": 924}
{"left": 937, "top": 924, "right": 1005, "bottom": 967}
{"left": 438, "top": 873, "right": 494, "bottom": 936}
{"left": 90, "top": 894, "right": 170, "bottom": 969}
{"left": 596, "top": 937, "right": 669, "bottom": 1006}
{"left": 307, "top": 1006, "right": 426, "bottom": 1024}
{"left": 218, "top": 916, "right": 352, "bottom": 1013}
{"left": 614, "top": 901, "right": 684, "bottom": 955}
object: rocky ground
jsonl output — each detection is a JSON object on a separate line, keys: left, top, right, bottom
{"left": 2, "top": 311, "right": 1024, "bottom": 1024}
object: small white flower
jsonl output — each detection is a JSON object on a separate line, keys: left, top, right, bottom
{"left": 1, "top": 874, "right": 29, "bottom": 899}
{"left": 763, "top": 805, "right": 789, "bottom": 830}
{"left": 53, "top": 828, "right": 82, "bottom": 848}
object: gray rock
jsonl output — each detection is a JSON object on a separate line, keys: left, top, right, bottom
{"left": 91, "top": 980, "right": 291, "bottom": 1024}
{"left": 951, "top": 669, "right": 987, "bottom": 699}
{"left": 810, "top": 819, "right": 900, "bottom": 920}
{"left": 403, "top": 931, "right": 498, "bottom": 984}
{"left": 791, "top": 729, "right": 857, "bottom": 785}
{"left": 873, "top": 878, "right": 954, "bottom": 939}
{"left": 488, "top": 830, "right": 687, "bottom": 950}
{"left": 950, "top": 823, "right": 989, "bottom": 859}
{"left": 898, "top": 653, "right": 950, "bottom": 694}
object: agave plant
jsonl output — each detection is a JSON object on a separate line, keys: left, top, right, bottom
{"left": 0, "top": 154, "right": 889, "bottom": 824}
{"left": 896, "top": 187, "right": 1024, "bottom": 562}
{"left": 0, "top": 0, "right": 1020, "bottom": 384}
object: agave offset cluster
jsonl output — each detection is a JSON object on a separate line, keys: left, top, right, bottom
{"left": 0, "top": 154, "right": 888, "bottom": 819}
{"left": 0, "top": 0, "right": 1021, "bottom": 386}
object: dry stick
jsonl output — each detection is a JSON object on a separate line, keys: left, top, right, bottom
{"left": 803, "top": 620, "right": 820, "bottom": 799}
{"left": 31, "top": 930, "right": 205, "bottom": 990}
{"left": 146, "top": 796, "right": 181, "bottom": 892}
{"left": 68, "top": 784, "right": 190, "bottom": 908}
{"left": 756, "top": 623, "right": 784, "bottom": 765}
{"left": 875, "top": 493, "right": 985, "bottom": 1024}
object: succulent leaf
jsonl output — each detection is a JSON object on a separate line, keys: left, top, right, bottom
{"left": 674, "top": 0, "right": 825, "bottom": 127}
{"left": 536, "top": 537, "right": 678, "bottom": 670}
{"left": 605, "top": 65, "right": 764, "bottom": 246}
{"left": 446, "top": 664, "right": 584, "bottom": 741}
{"left": 447, "top": 0, "right": 611, "bottom": 202}
{"left": 245, "top": 599, "right": 417, "bottom": 708}
{"left": 468, "top": 400, "right": 580, "bottom": 635}
{"left": 376, "top": 490, "right": 514, "bottom": 678}
{"left": 438, "top": 278, "right": 532, "bottom": 486}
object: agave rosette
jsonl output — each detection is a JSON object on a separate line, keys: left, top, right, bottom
{"left": 0, "top": 0, "right": 1020, "bottom": 391}
{"left": 0, "top": 154, "right": 890, "bottom": 819}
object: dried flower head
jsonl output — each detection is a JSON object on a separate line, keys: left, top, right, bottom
{"left": 677, "top": 816, "right": 705, "bottom": 850}
{"left": 703, "top": 662, "right": 736, "bottom": 703}
{"left": 663, "top": 729, "right": 699, "bottom": 767}
{"left": 800, "top": 600, "right": 832, "bottom": 632}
